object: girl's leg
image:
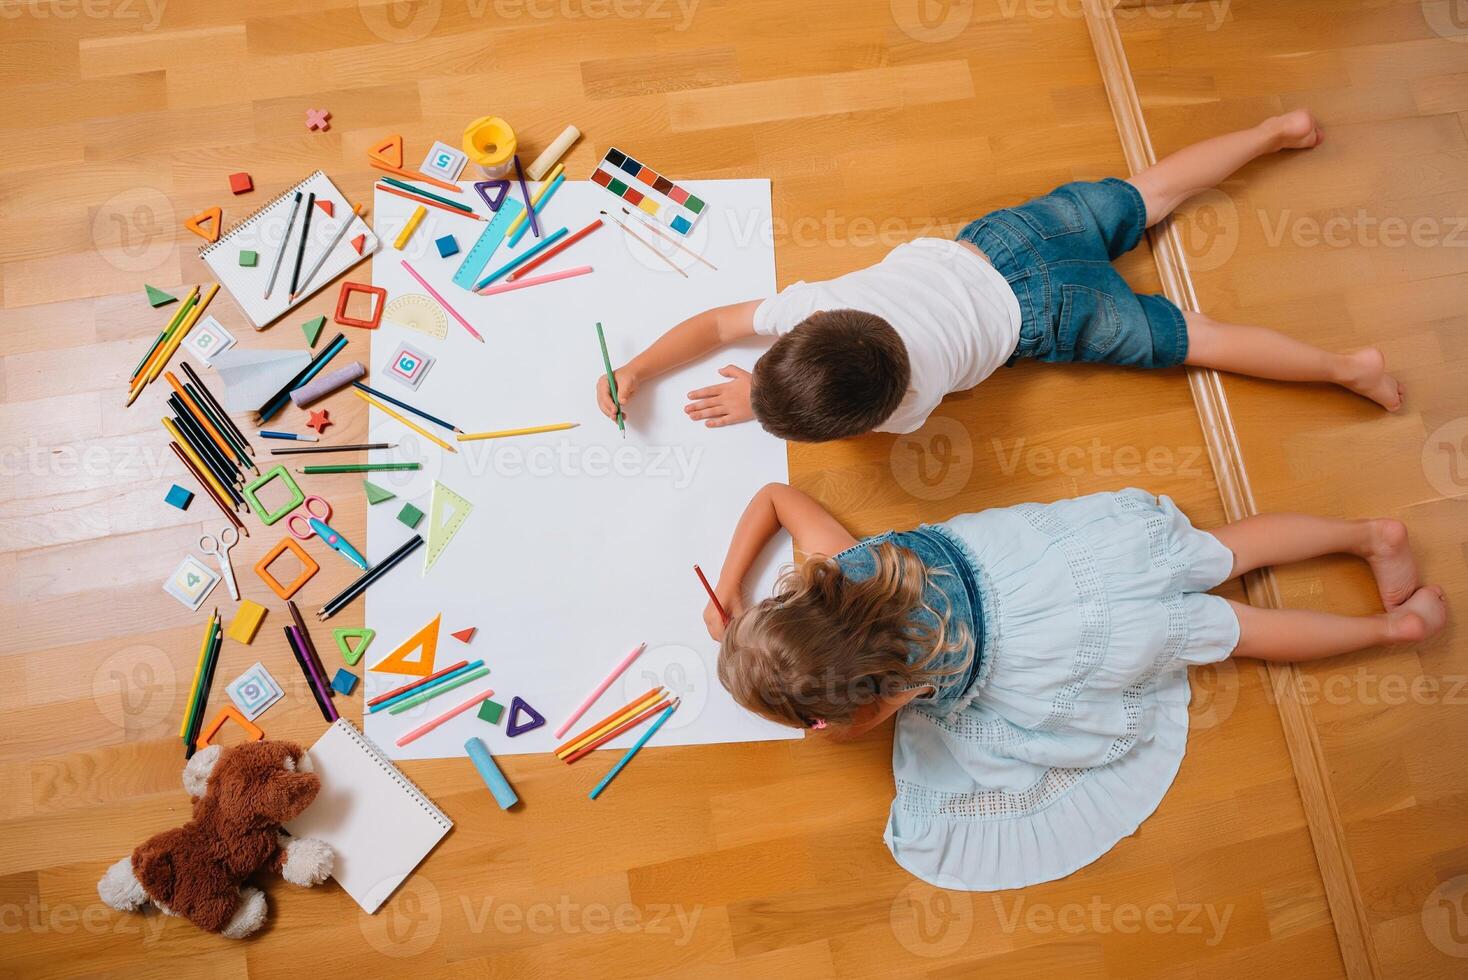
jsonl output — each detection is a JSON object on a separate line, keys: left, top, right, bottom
{"left": 1211, "top": 512, "right": 1419, "bottom": 608}
{"left": 1183, "top": 310, "right": 1404, "bottom": 412}
{"left": 1228, "top": 587, "right": 1447, "bottom": 662}
{"left": 1128, "top": 109, "right": 1323, "bottom": 227}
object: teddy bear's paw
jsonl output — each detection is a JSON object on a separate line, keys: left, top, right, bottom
{"left": 97, "top": 857, "right": 148, "bottom": 911}
{"left": 280, "top": 836, "right": 334, "bottom": 887}
{"left": 220, "top": 887, "right": 267, "bottom": 939}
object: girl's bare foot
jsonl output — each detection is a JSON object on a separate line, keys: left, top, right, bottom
{"left": 1339, "top": 347, "right": 1405, "bottom": 411}
{"left": 1386, "top": 586, "right": 1448, "bottom": 644}
{"left": 1365, "top": 518, "right": 1418, "bottom": 608}
{"left": 1272, "top": 109, "right": 1324, "bottom": 150}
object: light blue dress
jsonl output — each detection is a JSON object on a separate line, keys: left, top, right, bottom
{"left": 834, "top": 489, "right": 1240, "bottom": 891}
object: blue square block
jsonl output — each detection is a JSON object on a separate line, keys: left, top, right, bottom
{"left": 331, "top": 668, "right": 359, "bottom": 696}
{"left": 435, "top": 234, "right": 459, "bottom": 258}
{"left": 165, "top": 484, "right": 194, "bottom": 510}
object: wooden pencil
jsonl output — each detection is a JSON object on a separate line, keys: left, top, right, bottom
{"left": 184, "top": 617, "right": 223, "bottom": 757}
{"left": 168, "top": 443, "right": 246, "bottom": 535}
{"left": 377, "top": 177, "right": 477, "bottom": 214}
{"left": 286, "top": 626, "right": 337, "bottom": 722}
{"left": 386, "top": 666, "right": 491, "bottom": 714}
{"left": 367, "top": 659, "right": 472, "bottom": 707}
{"left": 317, "top": 534, "right": 424, "bottom": 620}
{"left": 455, "top": 422, "right": 578, "bottom": 442}
{"left": 694, "top": 564, "right": 730, "bottom": 624}
{"left": 300, "top": 462, "right": 422, "bottom": 474}
{"left": 264, "top": 191, "right": 303, "bottom": 299}
{"left": 180, "top": 611, "right": 216, "bottom": 740}
{"left": 271, "top": 443, "right": 395, "bottom": 455}
{"left": 395, "top": 685, "right": 497, "bottom": 747}
{"left": 353, "top": 381, "right": 458, "bottom": 432}
{"left": 288, "top": 192, "right": 316, "bottom": 298}
{"left": 168, "top": 398, "right": 243, "bottom": 495}
{"left": 183, "top": 381, "right": 253, "bottom": 465}
{"left": 131, "top": 287, "right": 198, "bottom": 381}
{"left": 555, "top": 687, "right": 665, "bottom": 757}
{"left": 506, "top": 217, "right": 602, "bottom": 281}
{"left": 563, "top": 698, "right": 671, "bottom": 764}
{"left": 375, "top": 183, "right": 484, "bottom": 222}
{"left": 292, "top": 203, "right": 367, "bottom": 300}
{"left": 180, "top": 361, "right": 253, "bottom": 454}
{"left": 588, "top": 700, "right": 679, "bottom": 799}
{"left": 166, "top": 371, "right": 253, "bottom": 473}
{"left": 144, "top": 283, "right": 216, "bottom": 385}
{"left": 162, "top": 417, "right": 242, "bottom": 510}
{"left": 369, "top": 159, "right": 461, "bottom": 192}
{"left": 257, "top": 332, "right": 347, "bottom": 421}
{"left": 352, "top": 388, "right": 457, "bottom": 453}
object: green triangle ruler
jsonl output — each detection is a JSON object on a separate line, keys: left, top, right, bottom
{"left": 333, "top": 627, "right": 375, "bottom": 666}
{"left": 424, "top": 481, "right": 473, "bottom": 575}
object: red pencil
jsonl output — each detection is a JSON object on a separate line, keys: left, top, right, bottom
{"left": 367, "top": 659, "right": 471, "bottom": 706}
{"left": 563, "top": 699, "right": 671, "bottom": 764}
{"left": 506, "top": 218, "right": 604, "bottom": 281}
{"left": 694, "top": 564, "right": 729, "bottom": 624}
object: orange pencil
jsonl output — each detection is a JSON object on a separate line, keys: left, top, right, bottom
{"left": 506, "top": 218, "right": 604, "bottom": 282}
{"left": 562, "top": 699, "right": 671, "bottom": 764}
{"left": 555, "top": 687, "right": 665, "bottom": 758}
{"left": 165, "top": 371, "right": 250, "bottom": 473}
{"left": 375, "top": 183, "right": 484, "bottom": 221}
{"left": 369, "top": 159, "right": 461, "bottom": 193}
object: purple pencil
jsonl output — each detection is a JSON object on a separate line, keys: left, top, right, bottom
{"left": 287, "top": 625, "right": 338, "bottom": 721}
{"left": 513, "top": 155, "right": 540, "bottom": 239}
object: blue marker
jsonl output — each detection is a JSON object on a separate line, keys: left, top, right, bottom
{"left": 258, "top": 430, "right": 318, "bottom": 442}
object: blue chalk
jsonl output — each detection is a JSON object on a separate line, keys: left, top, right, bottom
{"left": 331, "top": 668, "right": 358, "bottom": 696}
{"left": 464, "top": 737, "right": 518, "bottom": 810}
{"left": 435, "top": 234, "right": 459, "bottom": 258}
{"left": 165, "top": 484, "right": 194, "bottom": 510}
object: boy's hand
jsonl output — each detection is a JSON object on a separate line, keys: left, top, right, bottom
{"left": 596, "top": 367, "right": 639, "bottom": 422}
{"left": 686, "top": 365, "right": 753, "bottom": 428}
{"left": 703, "top": 591, "right": 744, "bottom": 641}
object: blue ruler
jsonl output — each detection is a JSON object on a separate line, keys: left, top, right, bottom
{"left": 451, "top": 197, "right": 525, "bottom": 290}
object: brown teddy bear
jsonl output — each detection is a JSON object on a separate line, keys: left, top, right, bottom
{"left": 97, "top": 740, "right": 334, "bottom": 938}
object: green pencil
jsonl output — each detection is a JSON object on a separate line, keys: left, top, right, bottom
{"left": 300, "top": 463, "right": 422, "bottom": 474}
{"left": 387, "top": 666, "right": 491, "bottom": 714}
{"left": 378, "top": 176, "right": 476, "bottom": 214}
{"left": 596, "top": 321, "right": 625, "bottom": 437}
{"left": 131, "top": 290, "right": 199, "bottom": 381}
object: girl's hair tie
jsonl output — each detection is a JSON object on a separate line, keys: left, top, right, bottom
{"left": 809, "top": 718, "right": 827, "bottom": 730}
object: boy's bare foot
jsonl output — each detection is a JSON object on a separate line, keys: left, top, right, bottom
{"left": 1272, "top": 109, "right": 1323, "bottom": 150}
{"left": 1386, "top": 586, "right": 1448, "bottom": 643}
{"left": 1365, "top": 518, "right": 1418, "bottom": 609}
{"left": 1340, "top": 347, "right": 1404, "bottom": 411}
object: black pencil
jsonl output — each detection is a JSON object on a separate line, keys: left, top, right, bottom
{"left": 184, "top": 381, "right": 254, "bottom": 470}
{"left": 289, "top": 192, "right": 316, "bottom": 298}
{"left": 351, "top": 381, "right": 459, "bottom": 432}
{"left": 257, "top": 332, "right": 346, "bottom": 421}
{"left": 285, "top": 627, "right": 334, "bottom": 722}
{"left": 185, "top": 618, "right": 223, "bottom": 758}
{"left": 271, "top": 442, "right": 395, "bottom": 455}
{"left": 181, "top": 361, "right": 254, "bottom": 454}
{"left": 317, "top": 533, "right": 423, "bottom": 621}
{"left": 168, "top": 397, "right": 242, "bottom": 493}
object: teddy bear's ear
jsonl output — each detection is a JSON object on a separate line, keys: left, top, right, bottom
{"left": 182, "top": 744, "right": 223, "bottom": 798}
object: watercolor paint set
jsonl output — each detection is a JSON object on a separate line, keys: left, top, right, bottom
{"left": 591, "top": 147, "right": 707, "bottom": 235}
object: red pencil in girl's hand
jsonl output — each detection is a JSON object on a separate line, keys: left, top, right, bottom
{"left": 694, "top": 563, "right": 730, "bottom": 624}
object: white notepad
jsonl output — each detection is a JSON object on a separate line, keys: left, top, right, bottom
{"left": 201, "top": 170, "right": 378, "bottom": 330}
{"left": 285, "top": 719, "right": 451, "bottom": 914}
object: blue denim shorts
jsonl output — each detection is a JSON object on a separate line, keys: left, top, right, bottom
{"left": 957, "top": 178, "right": 1188, "bottom": 369}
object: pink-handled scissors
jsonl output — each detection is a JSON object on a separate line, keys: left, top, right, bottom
{"left": 286, "top": 495, "right": 368, "bottom": 570}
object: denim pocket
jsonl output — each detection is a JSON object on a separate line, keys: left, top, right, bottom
{"left": 1011, "top": 193, "right": 1085, "bottom": 240}
{"left": 1057, "top": 284, "right": 1122, "bottom": 359}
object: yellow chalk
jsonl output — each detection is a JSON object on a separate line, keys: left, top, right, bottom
{"left": 394, "top": 205, "right": 426, "bottom": 250}
{"left": 226, "top": 599, "right": 267, "bottom": 645}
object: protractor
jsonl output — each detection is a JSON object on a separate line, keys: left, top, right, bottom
{"left": 384, "top": 293, "right": 447, "bottom": 340}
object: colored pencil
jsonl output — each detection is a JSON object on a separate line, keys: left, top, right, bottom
{"left": 286, "top": 600, "right": 331, "bottom": 703}
{"left": 264, "top": 191, "right": 303, "bottom": 299}
{"left": 506, "top": 218, "right": 602, "bottom": 281}
{"left": 300, "top": 462, "right": 422, "bottom": 474}
{"left": 292, "top": 203, "right": 367, "bottom": 300}
{"left": 131, "top": 287, "right": 199, "bottom": 380}
{"left": 400, "top": 259, "right": 483, "bottom": 343}
{"left": 317, "top": 534, "right": 423, "bottom": 620}
{"left": 259, "top": 430, "right": 318, "bottom": 442}
{"left": 257, "top": 332, "right": 347, "bottom": 421}
{"left": 394, "top": 205, "right": 427, "bottom": 250}
{"left": 555, "top": 687, "right": 665, "bottom": 758}
{"left": 181, "top": 361, "right": 253, "bottom": 454}
{"left": 455, "top": 422, "right": 578, "bottom": 442}
{"left": 376, "top": 183, "right": 484, "bottom": 222}
{"left": 472, "top": 227, "right": 568, "bottom": 290}
{"left": 621, "top": 207, "right": 718, "bottom": 270}
{"left": 599, "top": 209, "right": 688, "bottom": 278}
{"left": 168, "top": 442, "right": 246, "bottom": 535}
{"left": 184, "top": 382, "right": 253, "bottom": 468}
{"left": 287, "top": 625, "right": 337, "bottom": 722}
{"left": 180, "top": 611, "right": 216, "bottom": 739}
{"left": 387, "top": 666, "right": 491, "bottom": 714}
{"left": 554, "top": 642, "right": 647, "bottom": 738}
{"left": 271, "top": 443, "right": 395, "bottom": 455}
{"left": 512, "top": 155, "right": 540, "bottom": 238}
{"left": 168, "top": 398, "right": 243, "bottom": 496}
{"left": 478, "top": 265, "right": 592, "bottom": 296}
{"left": 505, "top": 165, "right": 564, "bottom": 245}
{"left": 564, "top": 698, "right": 671, "bottom": 764}
{"left": 589, "top": 700, "right": 679, "bottom": 799}
{"left": 694, "top": 564, "right": 729, "bottom": 624}
{"left": 596, "top": 321, "right": 625, "bottom": 436}
{"left": 162, "top": 418, "right": 240, "bottom": 510}
{"left": 352, "top": 387, "right": 457, "bottom": 453}
{"left": 377, "top": 177, "right": 476, "bottom": 214}
{"left": 288, "top": 192, "right": 316, "bottom": 298}
{"left": 352, "top": 381, "right": 459, "bottom": 433}
{"left": 395, "top": 685, "right": 497, "bottom": 747}
{"left": 366, "top": 662, "right": 484, "bottom": 714}
{"left": 166, "top": 371, "right": 253, "bottom": 473}
{"left": 131, "top": 283, "right": 216, "bottom": 403}
{"left": 367, "top": 660, "right": 472, "bottom": 707}
{"left": 185, "top": 618, "right": 223, "bottom": 758}
{"left": 369, "top": 159, "right": 460, "bottom": 193}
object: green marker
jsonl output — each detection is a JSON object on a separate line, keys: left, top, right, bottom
{"left": 596, "top": 321, "right": 625, "bottom": 437}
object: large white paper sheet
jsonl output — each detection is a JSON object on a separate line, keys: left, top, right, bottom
{"left": 366, "top": 178, "right": 799, "bottom": 759}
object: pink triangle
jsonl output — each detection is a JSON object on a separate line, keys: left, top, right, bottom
{"left": 451, "top": 627, "right": 476, "bottom": 643}
{"left": 351, "top": 233, "right": 366, "bottom": 255}
{"left": 316, "top": 199, "right": 335, "bottom": 217}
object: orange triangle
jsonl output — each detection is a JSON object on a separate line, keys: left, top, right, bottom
{"left": 184, "top": 206, "right": 222, "bottom": 244}
{"left": 316, "top": 199, "right": 334, "bottom": 218}
{"left": 368, "top": 133, "right": 405, "bottom": 169}
{"left": 371, "top": 614, "right": 440, "bottom": 676}
{"left": 351, "top": 233, "right": 366, "bottom": 255}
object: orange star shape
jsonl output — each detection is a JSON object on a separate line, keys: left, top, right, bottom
{"left": 306, "top": 409, "right": 332, "bottom": 434}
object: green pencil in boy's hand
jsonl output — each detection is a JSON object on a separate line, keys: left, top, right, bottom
{"left": 596, "top": 321, "right": 625, "bottom": 437}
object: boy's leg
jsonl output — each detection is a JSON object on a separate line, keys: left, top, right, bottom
{"left": 1210, "top": 513, "right": 1418, "bottom": 607}
{"left": 1128, "top": 109, "right": 1322, "bottom": 227}
{"left": 1183, "top": 310, "right": 1404, "bottom": 411}
{"left": 1227, "top": 587, "right": 1446, "bottom": 662}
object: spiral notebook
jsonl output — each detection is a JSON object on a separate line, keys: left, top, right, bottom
{"left": 285, "top": 719, "right": 451, "bottom": 914}
{"left": 200, "top": 170, "right": 378, "bottom": 331}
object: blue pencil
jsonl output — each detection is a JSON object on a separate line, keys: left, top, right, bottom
{"left": 258, "top": 430, "right": 319, "bottom": 442}
{"left": 472, "top": 227, "right": 568, "bottom": 290}
{"left": 351, "top": 381, "right": 458, "bottom": 433}
{"left": 589, "top": 699, "right": 679, "bottom": 800}
{"left": 368, "top": 660, "right": 485, "bottom": 713}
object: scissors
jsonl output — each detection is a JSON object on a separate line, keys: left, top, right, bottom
{"left": 199, "top": 526, "right": 241, "bottom": 601}
{"left": 287, "top": 495, "right": 369, "bottom": 570}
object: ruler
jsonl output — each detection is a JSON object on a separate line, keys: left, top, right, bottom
{"left": 452, "top": 198, "right": 524, "bottom": 290}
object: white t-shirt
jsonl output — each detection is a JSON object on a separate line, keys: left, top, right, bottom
{"left": 751, "top": 239, "right": 1022, "bottom": 434}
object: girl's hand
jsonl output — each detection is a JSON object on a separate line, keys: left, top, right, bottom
{"left": 596, "top": 367, "right": 639, "bottom": 422}
{"left": 703, "top": 590, "right": 745, "bottom": 641}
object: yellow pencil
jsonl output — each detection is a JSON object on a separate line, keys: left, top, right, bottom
{"left": 504, "top": 164, "right": 563, "bottom": 238}
{"left": 455, "top": 422, "right": 579, "bottom": 442}
{"left": 147, "top": 283, "right": 217, "bottom": 383}
{"left": 394, "top": 205, "right": 427, "bottom": 250}
{"left": 162, "top": 417, "right": 238, "bottom": 506}
{"left": 180, "top": 611, "right": 216, "bottom": 739}
{"left": 131, "top": 285, "right": 199, "bottom": 383}
{"left": 352, "top": 388, "right": 458, "bottom": 454}
{"left": 555, "top": 688, "right": 666, "bottom": 758}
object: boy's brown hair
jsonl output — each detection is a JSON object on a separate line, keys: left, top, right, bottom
{"left": 750, "top": 309, "right": 910, "bottom": 442}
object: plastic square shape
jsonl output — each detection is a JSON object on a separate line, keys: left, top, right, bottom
{"left": 242, "top": 465, "right": 305, "bottom": 525}
{"left": 334, "top": 281, "right": 387, "bottom": 330}
{"left": 254, "top": 536, "right": 320, "bottom": 601}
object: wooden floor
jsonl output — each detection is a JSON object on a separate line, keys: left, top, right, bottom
{"left": 0, "top": 0, "right": 1457, "bottom": 976}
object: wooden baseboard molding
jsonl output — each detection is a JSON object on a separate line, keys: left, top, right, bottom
{"left": 1079, "top": 3, "right": 1379, "bottom": 977}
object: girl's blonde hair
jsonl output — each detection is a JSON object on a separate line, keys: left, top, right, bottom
{"left": 717, "top": 542, "right": 970, "bottom": 729}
